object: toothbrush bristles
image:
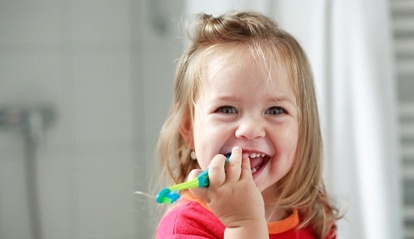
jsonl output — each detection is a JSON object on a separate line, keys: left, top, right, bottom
{"left": 134, "top": 191, "right": 155, "bottom": 199}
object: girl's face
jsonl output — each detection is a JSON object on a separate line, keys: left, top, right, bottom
{"left": 183, "top": 51, "right": 299, "bottom": 197}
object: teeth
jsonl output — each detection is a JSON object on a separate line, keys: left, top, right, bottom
{"left": 251, "top": 166, "right": 261, "bottom": 173}
{"left": 239, "top": 152, "right": 267, "bottom": 173}
{"left": 242, "top": 152, "right": 266, "bottom": 159}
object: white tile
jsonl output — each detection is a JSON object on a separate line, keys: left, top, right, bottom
{"left": 0, "top": 54, "right": 61, "bottom": 104}
{"left": 72, "top": 52, "right": 133, "bottom": 145}
{"left": 72, "top": 0, "right": 129, "bottom": 43}
{"left": 36, "top": 151, "right": 79, "bottom": 239}
{"left": 0, "top": 150, "right": 32, "bottom": 239}
{"left": 75, "top": 146, "right": 135, "bottom": 239}
{"left": 0, "top": 130, "right": 23, "bottom": 152}
{"left": 0, "top": 1, "right": 61, "bottom": 43}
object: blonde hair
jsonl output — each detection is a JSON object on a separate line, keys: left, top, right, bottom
{"left": 157, "top": 11, "right": 339, "bottom": 238}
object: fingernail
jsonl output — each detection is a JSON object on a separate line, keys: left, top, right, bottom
{"left": 232, "top": 146, "right": 241, "bottom": 153}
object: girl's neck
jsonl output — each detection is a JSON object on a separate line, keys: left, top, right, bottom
{"left": 265, "top": 204, "right": 289, "bottom": 222}
{"left": 262, "top": 188, "right": 290, "bottom": 222}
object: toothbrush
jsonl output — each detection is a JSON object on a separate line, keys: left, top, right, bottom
{"left": 155, "top": 153, "right": 231, "bottom": 204}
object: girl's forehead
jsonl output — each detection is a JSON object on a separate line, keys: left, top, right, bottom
{"left": 201, "top": 47, "right": 291, "bottom": 89}
{"left": 197, "top": 50, "right": 296, "bottom": 104}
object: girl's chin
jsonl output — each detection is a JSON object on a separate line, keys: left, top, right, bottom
{"left": 258, "top": 182, "right": 280, "bottom": 199}
{"left": 252, "top": 164, "right": 282, "bottom": 195}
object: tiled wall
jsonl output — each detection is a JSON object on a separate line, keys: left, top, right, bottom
{"left": 0, "top": 0, "right": 183, "bottom": 238}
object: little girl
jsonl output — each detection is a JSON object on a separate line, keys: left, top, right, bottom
{"left": 155, "top": 11, "right": 339, "bottom": 239}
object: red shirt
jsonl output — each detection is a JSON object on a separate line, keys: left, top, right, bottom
{"left": 156, "top": 193, "right": 335, "bottom": 239}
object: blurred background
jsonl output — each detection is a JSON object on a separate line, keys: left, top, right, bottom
{"left": 0, "top": 0, "right": 412, "bottom": 239}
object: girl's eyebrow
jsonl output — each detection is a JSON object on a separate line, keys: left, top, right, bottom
{"left": 211, "top": 95, "right": 242, "bottom": 102}
{"left": 212, "top": 94, "right": 297, "bottom": 107}
{"left": 267, "top": 95, "right": 296, "bottom": 105}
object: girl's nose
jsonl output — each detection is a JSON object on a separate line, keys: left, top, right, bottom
{"left": 235, "top": 117, "right": 265, "bottom": 140}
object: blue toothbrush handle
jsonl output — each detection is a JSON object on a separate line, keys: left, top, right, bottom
{"left": 197, "top": 170, "right": 210, "bottom": 187}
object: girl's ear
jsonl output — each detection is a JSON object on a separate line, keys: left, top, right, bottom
{"left": 180, "top": 116, "right": 194, "bottom": 148}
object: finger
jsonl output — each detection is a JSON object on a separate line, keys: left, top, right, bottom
{"left": 187, "top": 168, "right": 203, "bottom": 181}
{"left": 240, "top": 154, "right": 253, "bottom": 180}
{"left": 225, "top": 147, "right": 243, "bottom": 182}
{"left": 207, "top": 154, "right": 227, "bottom": 188}
{"left": 188, "top": 169, "right": 207, "bottom": 198}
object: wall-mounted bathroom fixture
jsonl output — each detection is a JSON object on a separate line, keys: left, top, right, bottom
{"left": 0, "top": 105, "right": 56, "bottom": 239}
{"left": 0, "top": 105, "right": 56, "bottom": 146}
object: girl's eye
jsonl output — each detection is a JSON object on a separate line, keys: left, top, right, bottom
{"left": 216, "top": 106, "right": 238, "bottom": 114}
{"left": 266, "top": 107, "right": 286, "bottom": 115}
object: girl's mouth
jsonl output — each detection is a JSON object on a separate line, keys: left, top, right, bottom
{"left": 242, "top": 152, "right": 268, "bottom": 174}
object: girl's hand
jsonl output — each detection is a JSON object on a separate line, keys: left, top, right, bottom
{"left": 189, "top": 147, "right": 267, "bottom": 237}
